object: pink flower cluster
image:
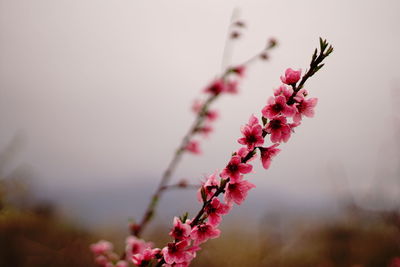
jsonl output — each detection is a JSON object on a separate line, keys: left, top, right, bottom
{"left": 90, "top": 240, "right": 128, "bottom": 267}
{"left": 185, "top": 66, "right": 246, "bottom": 155}
{"left": 113, "top": 67, "right": 319, "bottom": 266}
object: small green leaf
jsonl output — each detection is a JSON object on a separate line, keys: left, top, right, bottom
{"left": 180, "top": 212, "right": 189, "bottom": 223}
{"left": 312, "top": 48, "right": 318, "bottom": 62}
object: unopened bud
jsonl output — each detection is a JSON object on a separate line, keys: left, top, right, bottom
{"left": 267, "top": 38, "right": 278, "bottom": 49}
{"left": 178, "top": 179, "right": 188, "bottom": 188}
{"left": 230, "top": 31, "right": 240, "bottom": 39}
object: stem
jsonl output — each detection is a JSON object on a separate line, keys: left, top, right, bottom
{"left": 287, "top": 38, "right": 333, "bottom": 104}
{"left": 133, "top": 94, "right": 217, "bottom": 237}
{"left": 221, "top": 8, "right": 241, "bottom": 72}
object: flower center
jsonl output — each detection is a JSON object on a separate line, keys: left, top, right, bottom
{"left": 272, "top": 103, "right": 283, "bottom": 113}
{"left": 227, "top": 163, "right": 238, "bottom": 172}
{"left": 246, "top": 134, "right": 257, "bottom": 144}
{"left": 269, "top": 119, "right": 282, "bottom": 130}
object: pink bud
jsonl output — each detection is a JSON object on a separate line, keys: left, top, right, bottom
{"left": 280, "top": 68, "right": 301, "bottom": 85}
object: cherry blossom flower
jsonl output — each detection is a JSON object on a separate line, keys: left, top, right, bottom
{"left": 262, "top": 95, "right": 296, "bottom": 119}
{"left": 225, "top": 80, "right": 239, "bottom": 94}
{"left": 162, "top": 240, "right": 194, "bottom": 265}
{"left": 191, "top": 99, "right": 203, "bottom": 114}
{"left": 273, "top": 85, "right": 293, "bottom": 101}
{"left": 197, "top": 173, "right": 219, "bottom": 202}
{"left": 231, "top": 65, "right": 246, "bottom": 77}
{"left": 280, "top": 68, "right": 301, "bottom": 85}
{"left": 220, "top": 155, "right": 252, "bottom": 181}
{"left": 247, "top": 114, "right": 260, "bottom": 127}
{"left": 259, "top": 144, "right": 281, "bottom": 169}
{"left": 265, "top": 116, "right": 292, "bottom": 143}
{"left": 197, "top": 124, "right": 213, "bottom": 137}
{"left": 185, "top": 140, "right": 201, "bottom": 154}
{"left": 205, "top": 109, "right": 219, "bottom": 121}
{"left": 204, "top": 79, "right": 226, "bottom": 95}
{"left": 205, "top": 198, "right": 231, "bottom": 226}
{"left": 190, "top": 222, "right": 221, "bottom": 245}
{"left": 125, "top": 236, "right": 153, "bottom": 259}
{"left": 132, "top": 248, "right": 160, "bottom": 267}
{"left": 224, "top": 179, "right": 256, "bottom": 205}
{"left": 163, "top": 245, "right": 200, "bottom": 267}
{"left": 191, "top": 100, "right": 219, "bottom": 122}
{"left": 238, "top": 115, "right": 264, "bottom": 150}
{"left": 236, "top": 146, "right": 257, "bottom": 162}
{"left": 293, "top": 91, "right": 318, "bottom": 123}
{"left": 90, "top": 240, "right": 113, "bottom": 255}
{"left": 169, "top": 217, "right": 191, "bottom": 240}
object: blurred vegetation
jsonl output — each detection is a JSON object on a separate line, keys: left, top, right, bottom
{"left": 0, "top": 136, "right": 96, "bottom": 267}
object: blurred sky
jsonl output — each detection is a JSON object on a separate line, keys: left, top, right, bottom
{"left": 0, "top": 0, "right": 399, "bottom": 227}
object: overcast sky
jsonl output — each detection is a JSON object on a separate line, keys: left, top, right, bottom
{"left": 0, "top": 0, "right": 399, "bottom": 226}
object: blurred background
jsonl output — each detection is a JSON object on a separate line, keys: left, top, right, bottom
{"left": 0, "top": 0, "right": 399, "bottom": 266}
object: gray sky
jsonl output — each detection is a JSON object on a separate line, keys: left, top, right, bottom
{"left": 0, "top": 0, "right": 399, "bottom": 226}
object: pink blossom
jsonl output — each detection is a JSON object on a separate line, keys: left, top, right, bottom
{"left": 163, "top": 246, "right": 200, "bottom": 266}
{"left": 231, "top": 65, "right": 246, "bottom": 77}
{"left": 280, "top": 68, "right": 301, "bottom": 85}
{"left": 190, "top": 222, "right": 221, "bottom": 245}
{"left": 259, "top": 144, "right": 281, "bottom": 169}
{"left": 224, "top": 179, "right": 256, "bottom": 205}
{"left": 132, "top": 248, "right": 158, "bottom": 267}
{"left": 220, "top": 155, "right": 252, "bottom": 181}
{"left": 125, "top": 236, "right": 153, "bottom": 259}
{"left": 293, "top": 92, "right": 318, "bottom": 123}
{"left": 191, "top": 99, "right": 203, "bottom": 114}
{"left": 185, "top": 140, "right": 201, "bottom": 154}
{"left": 186, "top": 245, "right": 201, "bottom": 259}
{"left": 205, "top": 197, "right": 231, "bottom": 226}
{"left": 197, "top": 124, "right": 213, "bottom": 137}
{"left": 204, "top": 79, "right": 226, "bottom": 95}
{"left": 236, "top": 147, "right": 249, "bottom": 158}
{"left": 265, "top": 116, "right": 292, "bottom": 143}
{"left": 90, "top": 240, "right": 113, "bottom": 255}
{"left": 191, "top": 100, "right": 218, "bottom": 122}
{"left": 238, "top": 115, "right": 264, "bottom": 150}
{"left": 197, "top": 173, "right": 219, "bottom": 202}
{"left": 274, "top": 85, "right": 293, "bottom": 100}
{"left": 289, "top": 121, "right": 301, "bottom": 130}
{"left": 236, "top": 147, "right": 256, "bottom": 162}
{"left": 225, "top": 80, "right": 239, "bottom": 94}
{"left": 261, "top": 95, "right": 296, "bottom": 119}
{"left": 247, "top": 114, "right": 259, "bottom": 127}
{"left": 169, "top": 217, "right": 191, "bottom": 240}
{"left": 205, "top": 109, "right": 219, "bottom": 121}
{"left": 162, "top": 240, "right": 194, "bottom": 265}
